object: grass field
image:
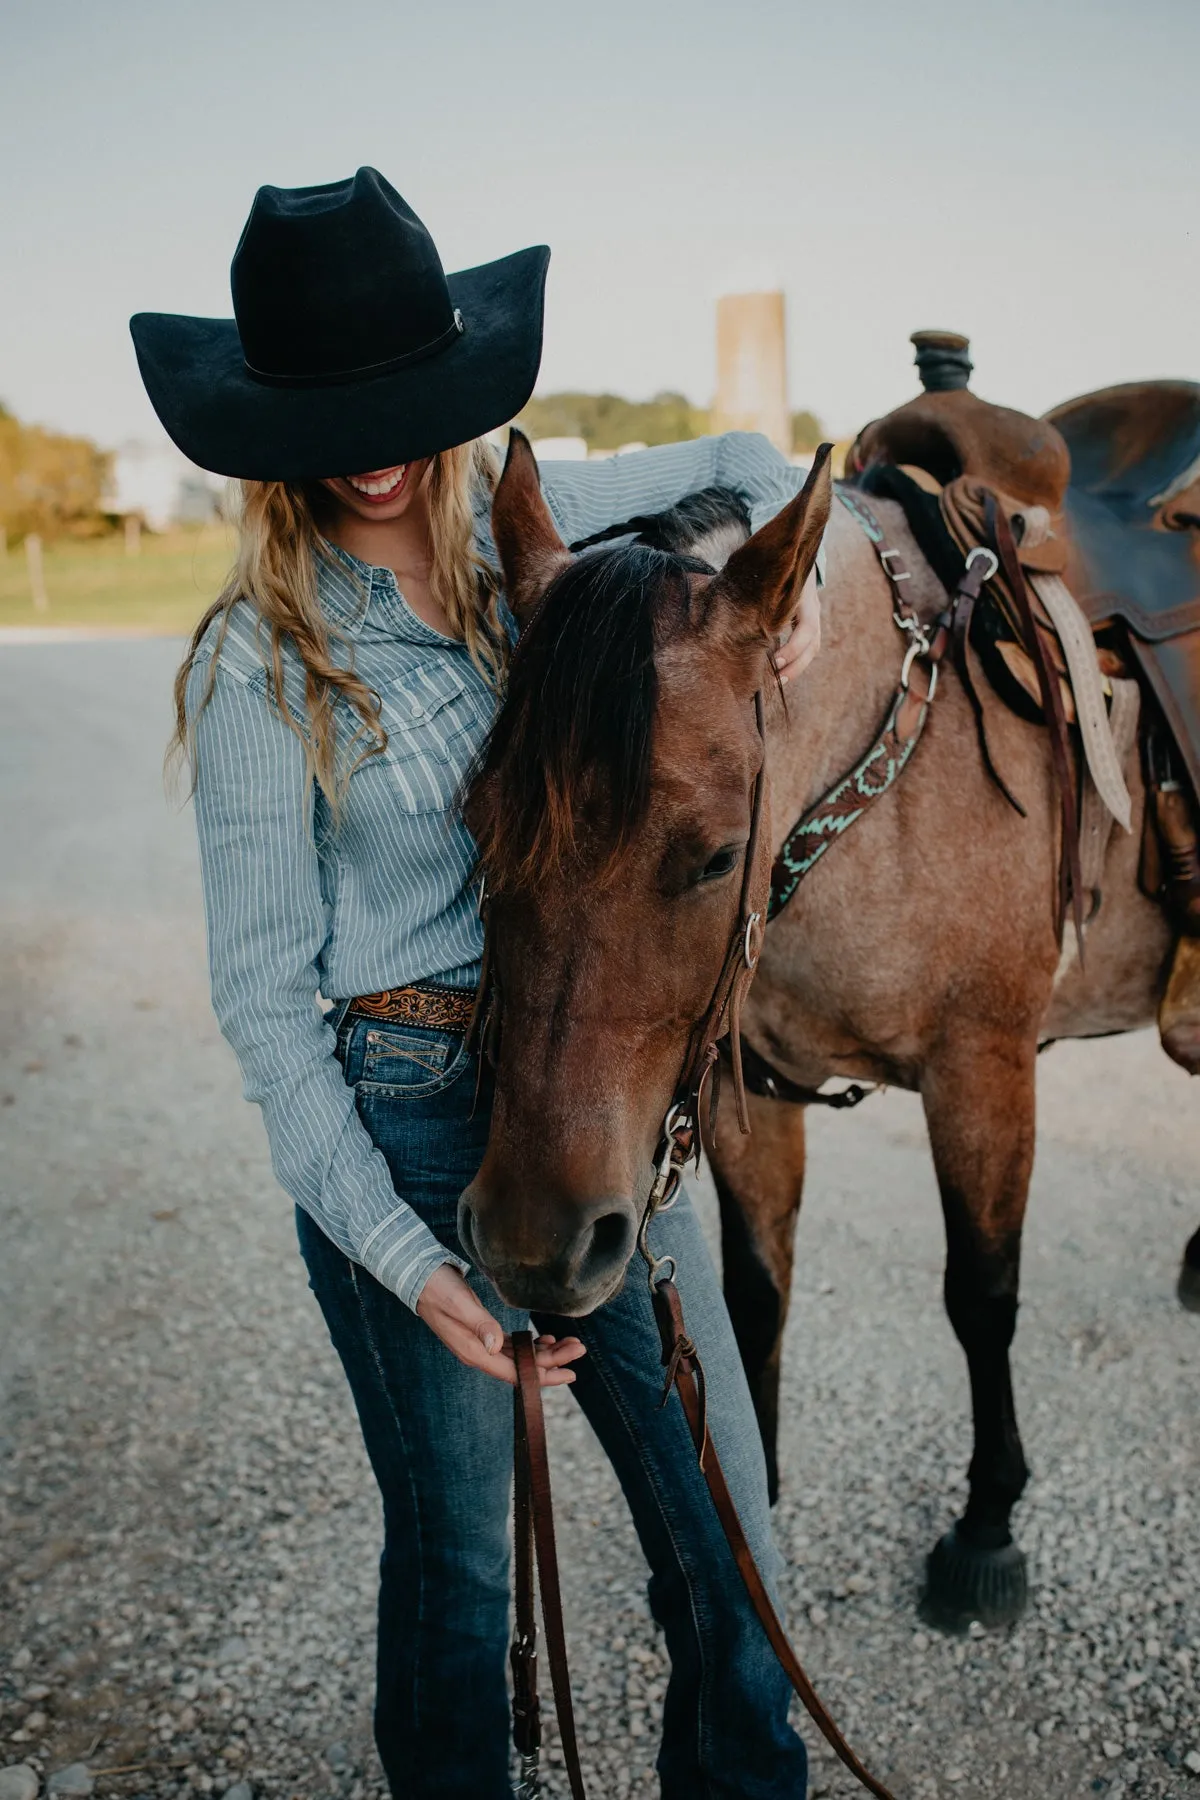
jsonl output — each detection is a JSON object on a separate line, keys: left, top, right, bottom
{"left": 0, "top": 525, "right": 232, "bottom": 634}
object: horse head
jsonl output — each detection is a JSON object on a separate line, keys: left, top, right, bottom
{"left": 458, "top": 431, "right": 831, "bottom": 1315}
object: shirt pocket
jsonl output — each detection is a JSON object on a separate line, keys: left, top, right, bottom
{"left": 366, "top": 661, "right": 483, "bottom": 814}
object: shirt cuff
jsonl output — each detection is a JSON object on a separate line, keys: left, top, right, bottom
{"left": 358, "top": 1205, "right": 472, "bottom": 1313}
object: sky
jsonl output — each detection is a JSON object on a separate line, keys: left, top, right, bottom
{"left": 1, "top": 0, "right": 1196, "bottom": 452}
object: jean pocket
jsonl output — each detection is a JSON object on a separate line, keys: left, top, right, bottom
{"left": 354, "top": 1022, "right": 470, "bottom": 1099}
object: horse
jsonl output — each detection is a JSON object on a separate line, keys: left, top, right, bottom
{"left": 458, "top": 427, "right": 1193, "bottom": 1630}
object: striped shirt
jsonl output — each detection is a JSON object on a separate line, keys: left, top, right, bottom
{"left": 189, "top": 433, "right": 815, "bottom": 1310}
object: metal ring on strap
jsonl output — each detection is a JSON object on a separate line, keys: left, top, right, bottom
{"left": 743, "top": 909, "right": 762, "bottom": 968}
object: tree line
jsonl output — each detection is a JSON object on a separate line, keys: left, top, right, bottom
{"left": 0, "top": 390, "right": 829, "bottom": 546}
{"left": 517, "top": 391, "right": 826, "bottom": 456}
{"left": 0, "top": 403, "right": 112, "bottom": 543}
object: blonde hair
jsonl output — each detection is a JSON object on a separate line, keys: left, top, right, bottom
{"left": 170, "top": 438, "right": 503, "bottom": 812}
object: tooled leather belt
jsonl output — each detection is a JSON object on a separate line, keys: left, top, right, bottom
{"left": 344, "top": 982, "right": 477, "bottom": 1032}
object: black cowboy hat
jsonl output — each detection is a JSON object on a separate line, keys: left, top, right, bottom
{"left": 130, "top": 167, "right": 550, "bottom": 482}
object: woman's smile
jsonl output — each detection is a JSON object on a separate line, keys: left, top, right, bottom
{"left": 344, "top": 463, "right": 411, "bottom": 503}
{"left": 319, "top": 459, "right": 433, "bottom": 527}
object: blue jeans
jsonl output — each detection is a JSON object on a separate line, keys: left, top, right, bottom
{"left": 297, "top": 1012, "right": 807, "bottom": 1799}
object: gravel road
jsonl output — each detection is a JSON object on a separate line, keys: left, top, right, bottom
{"left": 1, "top": 640, "right": 1197, "bottom": 1800}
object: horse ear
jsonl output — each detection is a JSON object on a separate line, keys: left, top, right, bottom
{"left": 491, "top": 428, "right": 571, "bottom": 623}
{"left": 707, "top": 442, "right": 834, "bottom": 642}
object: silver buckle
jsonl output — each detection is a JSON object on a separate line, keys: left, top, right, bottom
{"left": 879, "top": 548, "right": 912, "bottom": 580}
{"left": 965, "top": 545, "right": 999, "bottom": 581}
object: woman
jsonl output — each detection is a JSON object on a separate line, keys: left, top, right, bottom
{"left": 133, "top": 167, "right": 821, "bottom": 1798}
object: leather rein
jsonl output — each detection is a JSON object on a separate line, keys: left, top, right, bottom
{"left": 473, "top": 649, "right": 898, "bottom": 1796}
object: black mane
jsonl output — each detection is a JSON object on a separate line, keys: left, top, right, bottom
{"left": 469, "top": 542, "right": 696, "bottom": 889}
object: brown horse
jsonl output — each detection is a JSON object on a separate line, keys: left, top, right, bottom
{"left": 459, "top": 429, "right": 1191, "bottom": 1630}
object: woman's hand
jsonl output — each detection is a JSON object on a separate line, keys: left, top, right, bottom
{"left": 772, "top": 568, "right": 821, "bottom": 685}
{"left": 416, "top": 1263, "right": 586, "bottom": 1387}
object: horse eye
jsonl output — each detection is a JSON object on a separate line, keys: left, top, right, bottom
{"left": 698, "top": 847, "right": 740, "bottom": 883}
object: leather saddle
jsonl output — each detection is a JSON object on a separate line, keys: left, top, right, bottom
{"left": 1047, "top": 380, "right": 1200, "bottom": 800}
{"left": 851, "top": 330, "right": 1072, "bottom": 514}
{"left": 848, "top": 334, "right": 1200, "bottom": 806}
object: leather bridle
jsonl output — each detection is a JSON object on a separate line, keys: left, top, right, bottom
{"left": 472, "top": 664, "right": 897, "bottom": 1799}
{"left": 654, "top": 684, "right": 771, "bottom": 1161}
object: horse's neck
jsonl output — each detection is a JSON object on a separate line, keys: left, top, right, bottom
{"left": 765, "top": 502, "right": 932, "bottom": 830}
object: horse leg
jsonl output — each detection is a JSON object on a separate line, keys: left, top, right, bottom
{"left": 1180, "top": 1223, "right": 1200, "bottom": 1312}
{"left": 705, "top": 1093, "right": 807, "bottom": 1503}
{"left": 920, "top": 1036, "right": 1036, "bottom": 1629}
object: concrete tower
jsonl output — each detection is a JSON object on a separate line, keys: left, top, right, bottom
{"left": 713, "top": 291, "right": 789, "bottom": 455}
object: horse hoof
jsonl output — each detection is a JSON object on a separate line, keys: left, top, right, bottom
{"left": 921, "top": 1524, "right": 1028, "bottom": 1630}
{"left": 1179, "top": 1258, "right": 1200, "bottom": 1313}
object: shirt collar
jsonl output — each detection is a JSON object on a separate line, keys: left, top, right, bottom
{"left": 316, "top": 539, "right": 452, "bottom": 649}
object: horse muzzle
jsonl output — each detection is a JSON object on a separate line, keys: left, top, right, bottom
{"left": 456, "top": 1185, "right": 639, "bottom": 1317}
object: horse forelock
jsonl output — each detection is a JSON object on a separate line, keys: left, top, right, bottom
{"left": 466, "top": 543, "right": 699, "bottom": 892}
{"left": 633, "top": 484, "right": 752, "bottom": 572}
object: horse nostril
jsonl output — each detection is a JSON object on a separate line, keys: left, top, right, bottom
{"left": 590, "top": 1209, "right": 632, "bottom": 1264}
{"left": 577, "top": 1207, "right": 636, "bottom": 1293}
